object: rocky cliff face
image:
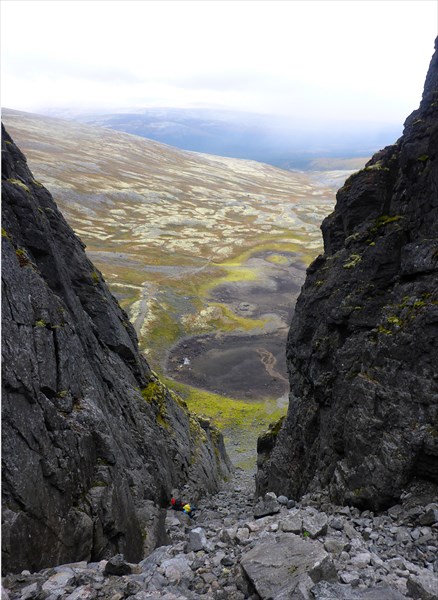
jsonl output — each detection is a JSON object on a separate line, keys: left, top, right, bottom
{"left": 257, "top": 40, "right": 438, "bottom": 511}
{"left": 1, "top": 125, "right": 231, "bottom": 575}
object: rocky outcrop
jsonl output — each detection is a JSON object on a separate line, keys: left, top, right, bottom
{"left": 256, "top": 39, "right": 438, "bottom": 510}
{"left": 1, "top": 125, "right": 231, "bottom": 575}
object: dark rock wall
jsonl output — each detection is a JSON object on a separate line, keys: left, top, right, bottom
{"left": 256, "top": 39, "right": 438, "bottom": 510}
{"left": 1, "top": 125, "right": 231, "bottom": 574}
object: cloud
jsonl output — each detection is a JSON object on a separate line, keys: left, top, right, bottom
{"left": 1, "top": 0, "right": 437, "bottom": 122}
{"left": 3, "top": 53, "right": 143, "bottom": 85}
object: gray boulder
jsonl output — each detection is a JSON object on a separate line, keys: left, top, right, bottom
{"left": 254, "top": 496, "right": 280, "bottom": 519}
{"left": 187, "top": 527, "right": 208, "bottom": 552}
{"left": 406, "top": 573, "right": 438, "bottom": 600}
{"left": 311, "top": 581, "right": 407, "bottom": 599}
{"left": 303, "top": 513, "right": 328, "bottom": 539}
{"left": 240, "top": 533, "right": 334, "bottom": 599}
{"left": 419, "top": 507, "right": 438, "bottom": 526}
{"left": 281, "top": 514, "right": 303, "bottom": 534}
{"left": 103, "top": 554, "right": 132, "bottom": 576}
{"left": 160, "top": 555, "right": 194, "bottom": 585}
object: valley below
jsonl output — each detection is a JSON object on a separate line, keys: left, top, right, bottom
{"left": 2, "top": 108, "right": 365, "bottom": 465}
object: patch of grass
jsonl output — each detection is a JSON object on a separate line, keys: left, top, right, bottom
{"left": 163, "top": 378, "right": 284, "bottom": 433}
{"left": 217, "top": 236, "right": 315, "bottom": 268}
{"left": 265, "top": 254, "right": 290, "bottom": 265}
{"left": 162, "top": 376, "right": 286, "bottom": 468}
{"left": 269, "top": 415, "right": 286, "bottom": 437}
{"left": 413, "top": 300, "right": 426, "bottom": 309}
{"left": 209, "top": 303, "right": 268, "bottom": 332}
{"left": 145, "top": 302, "right": 183, "bottom": 361}
{"left": 201, "top": 265, "right": 259, "bottom": 292}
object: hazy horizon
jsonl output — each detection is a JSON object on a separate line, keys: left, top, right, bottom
{"left": 1, "top": 0, "right": 437, "bottom": 129}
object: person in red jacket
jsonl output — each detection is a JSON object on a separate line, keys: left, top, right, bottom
{"left": 170, "top": 497, "right": 184, "bottom": 511}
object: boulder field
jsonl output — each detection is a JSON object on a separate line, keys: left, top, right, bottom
{"left": 2, "top": 468, "right": 437, "bottom": 599}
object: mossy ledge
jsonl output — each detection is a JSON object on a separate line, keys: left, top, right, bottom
{"left": 141, "top": 373, "right": 232, "bottom": 474}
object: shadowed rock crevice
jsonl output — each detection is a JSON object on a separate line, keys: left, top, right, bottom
{"left": 1, "top": 125, "right": 231, "bottom": 575}
{"left": 256, "top": 39, "right": 438, "bottom": 511}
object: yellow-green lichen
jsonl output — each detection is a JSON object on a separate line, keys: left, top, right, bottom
{"left": 1, "top": 228, "right": 11, "bottom": 240}
{"left": 377, "top": 325, "right": 392, "bottom": 335}
{"left": 7, "top": 178, "right": 30, "bottom": 193}
{"left": 387, "top": 316, "right": 402, "bottom": 326}
{"left": 343, "top": 254, "right": 362, "bottom": 269}
{"left": 413, "top": 300, "right": 426, "bottom": 309}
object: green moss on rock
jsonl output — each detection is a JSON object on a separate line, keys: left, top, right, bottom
{"left": 7, "top": 178, "right": 30, "bottom": 193}
{"left": 141, "top": 379, "right": 171, "bottom": 430}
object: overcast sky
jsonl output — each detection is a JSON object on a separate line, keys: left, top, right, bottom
{"left": 1, "top": 0, "right": 437, "bottom": 124}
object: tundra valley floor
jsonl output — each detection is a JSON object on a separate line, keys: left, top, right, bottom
{"left": 2, "top": 109, "right": 364, "bottom": 464}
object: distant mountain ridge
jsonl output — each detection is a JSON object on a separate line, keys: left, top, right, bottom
{"left": 40, "top": 106, "right": 400, "bottom": 169}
